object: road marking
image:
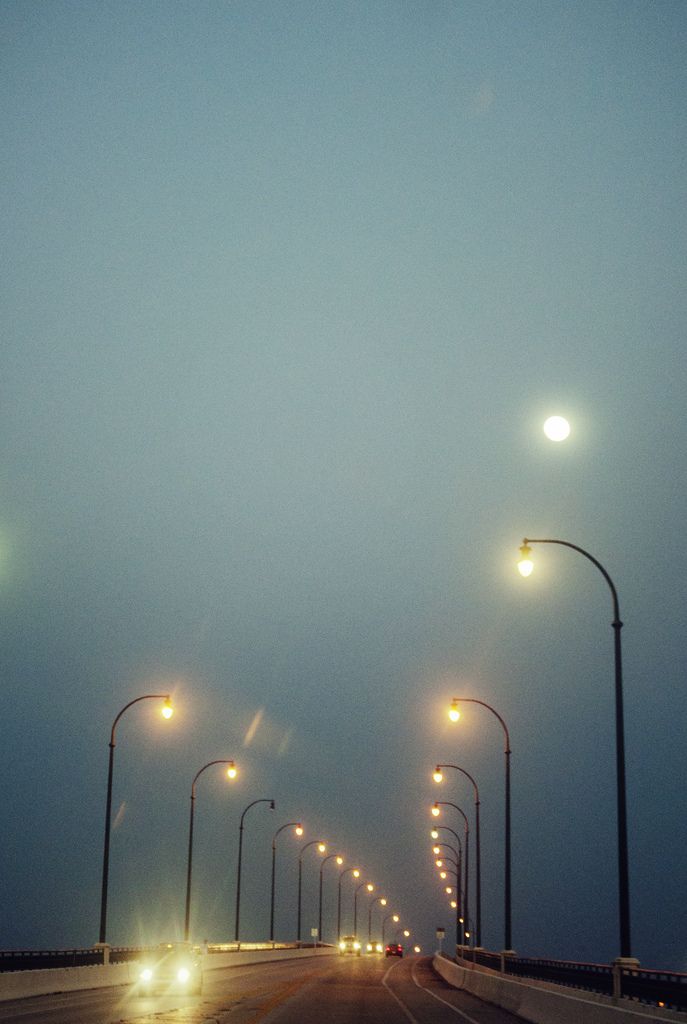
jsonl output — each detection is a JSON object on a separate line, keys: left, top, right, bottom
{"left": 381, "top": 960, "right": 422, "bottom": 1024}
{"left": 411, "top": 959, "right": 483, "bottom": 1024}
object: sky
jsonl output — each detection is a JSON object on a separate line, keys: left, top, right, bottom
{"left": 2, "top": 0, "right": 686, "bottom": 971}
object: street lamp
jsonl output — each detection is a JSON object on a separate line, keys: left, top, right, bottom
{"left": 353, "top": 881, "right": 374, "bottom": 937}
{"left": 517, "top": 536, "right": 633, "bottom": 962}
{"left": 98, "top": 694, "right": 173, "bottom": 945}
{"left": 368, "top": 895, "right": 386, "bottom": 942}
{"left": 448, "top": 697, "right": 512, "bottom": 953}
{"left": 382, "top": 912, "right": 400, "bottom": 945}
{"left": 270, "top": 822, "right": 303, "bottom": 943}
{"left": 235, "top": 798, "right": 275, "bottom": 942}
{"left": 434, "top": 763, "right": 482, "bottom": 946}
{"left": 297, "top": 840, "right": 326, "bottom": 943}
{"left": 184, "top": 760, "right": 237, "bottom": 941}
{"left": 432, "top": 802, "right": 470, "bottom": 947}
{"left": 318, "top": 854, "right": 343, "bottom": 944}
{"left": 337, "top": 866, "right": 360, "bottom": 939}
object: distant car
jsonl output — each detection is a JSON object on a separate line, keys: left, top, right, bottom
{"left": 366, "top": 940, "right": 384, "bottom": 954}
{"left": 385, "top": 943, "right": 403, "bottom": 958}
{"left": 339, "top": 935, "right": 361, "bottom": 956}
{"left": 137, "top": 942, "right": 203, "bottom": 995}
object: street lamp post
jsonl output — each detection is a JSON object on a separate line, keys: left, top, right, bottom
{"left": 382, "top": 912, "right": 399, "bottom": 945}
{"left": 433, "top": 843, "right": 462, "bottom": 946}
{"left": 448, "top": 698, "right": 512, "bottom": 953}
{"left": 433, "top": 802, "right": 470, "bottom": 948}
{"left": 235, "top": 798, "right": 275, "bottom": 942}
{"left": 270, "top": 822, "right": 303, "bottom": 943}
{"left": 297, "top": 840, "right": 326, "bottom": 943}
{"left": 184, "top": 760, "right": 237, "bottom": 942}
{"left": 318, "top": 854, "right": 343, "bottom": 944}
{"left": 434, "top": 763, "right": 481, "bottom": 946}
{"left": 368, "top": 895, "right": 386, "bottom": 942}
{"left": 353, "top": 881, "right": 374, "bottom": 936}
{"left": 518, "top": 537, "right": 633, "bottom": 961}
{"left": 337, "top": 866, "right": 360, "bottom": 939}
{"left": 98, "top": 693, "right": 173, "bottom": 945}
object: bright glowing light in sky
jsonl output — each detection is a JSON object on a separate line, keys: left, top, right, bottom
{"left": 543, "top": 415, "right": 571, "bottom": 441}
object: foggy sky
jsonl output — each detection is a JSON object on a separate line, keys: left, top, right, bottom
{"left": 2, "top": 1, "right": 686, "bottom": 969}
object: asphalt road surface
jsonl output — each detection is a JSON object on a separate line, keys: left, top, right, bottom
{"left": 0, "top": 954, "right": 528, "bottom": 1024}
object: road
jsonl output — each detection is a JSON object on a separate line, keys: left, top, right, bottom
{"left": 0, "top": 954, "right": 528, "bottom": 1024}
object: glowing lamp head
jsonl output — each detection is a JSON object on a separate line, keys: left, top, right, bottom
{"left": 393, "top": 914, "right": 399, "bottom": 923}
{"left": 295, "top": 824, "right": 303, "bottom": 836}
{"left": 445, "top": 886, "right": 453, "bottom": 894}
{"left": 450, "top": 900, "right": 457, "bottom": 909}
{"left": 433, "top": 769, "right": 443, "bottom": 783}
{"left": 518, "top": 543, "right": 534, "bottom": 578}
{"left": 433, "top": 846, "right": 441, "bottom": 855}
{"left": 317, "top": 843, "right": 326, "bottom": 854}
{"left": 353, "top": 868, "right": 360, "bottom": 878}
{"left": 366, "top": 883, "right": 374, "bottom": 892}
{"left": 431, "top": 804, "right": 440, "bottom": 818}
{"left": 414, "top": 945, "right": 421, "bottom": 953}
{"left": 380, "top": 897, "right": 387, "bottom": 906}
{"left": 161, "top": 697, "right": 174, "bottom": 720}
{"left": 403, "top": 929, "right": 410, "bottom": 937}
{"left": 448, "top": 700, "right": 460, "bottom": 723}
{"left": 336, "top": 856, "right": 343, "bottom": 865}
{"left": 226, "top": 761, "right": 237, "bottom": 779}
{"left": 430, "top": 829, "right": 439, "bottom": 840}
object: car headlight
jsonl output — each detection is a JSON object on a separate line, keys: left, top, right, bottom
{"left": 140, "top": 968, "right": 153, "bottom": 982}
{"left": 353, "top": 941, "right": 360, "bottom": 950}
{"left": 177, "top": 967, "right": 191, "bottom": 983}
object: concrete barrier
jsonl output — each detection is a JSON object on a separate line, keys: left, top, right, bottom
{"left": 433, "top": 955, "right": 687, "bottom": 1024}
{"left": 0, "top": 946, "right": 337, "bottom": 1003}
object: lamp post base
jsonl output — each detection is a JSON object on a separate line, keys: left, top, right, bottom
{"left": 93, "top": 942, "right": 110, "bottom": 965}
{"left": 612, "top": 957, "right": 640, "bottom": 1000}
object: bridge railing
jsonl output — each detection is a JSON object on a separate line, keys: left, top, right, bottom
{"left": 0, "top": 946, "right": 150, "bottom": 972}
{"left": 0, "top": 941, "right": 310, "bottom": 973}
{"left": 457, "top": 948, "right": 687, "bottom": 1012}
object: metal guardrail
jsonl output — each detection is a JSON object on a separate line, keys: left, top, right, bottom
{"left": 507, "top": 956, "right": 614, "bottom": 996}
{"left": 0, "top": 949, "right": 106, "bottom": 972}
{"left": 456, "top": 948, "right": 687, "bottom": 1012}
{"left": 0, "top": 941, "right": 321, "bottom": 973}
{"left": 620, "top": 964, "right": 687, "bottom": 1012}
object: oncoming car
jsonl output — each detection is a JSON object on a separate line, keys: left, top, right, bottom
{"left": 385, "top": 942, "right": 403, "bottom": 958}
{"left": 137, "top": 942, "right": 203, "bottom": 995}
{"left": 339, "top": 935, "right": 361, "bottom": 956}
{"left": 366, "top": 940, "right": 384, "bottom": 954}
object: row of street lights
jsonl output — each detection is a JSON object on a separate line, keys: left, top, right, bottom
{"left": 98, "top": 710, "right": 398, "bottom": 946}
{"left": 427, "top": 537, "right": 633, "bottom": 965}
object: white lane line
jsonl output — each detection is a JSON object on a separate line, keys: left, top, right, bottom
{"left": 411, "top": 959, "right": 483, "bottom": 1024}
{"left": 381, "top": 960, "right": 422, "bottom": 1024}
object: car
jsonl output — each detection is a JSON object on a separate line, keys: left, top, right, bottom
{"left": 137, "top": 941, "right": 203, "bottom": 995}
{"left": 365, "top": 940, "right": 384, "bottom": 954}
{"left": 338, "top": 935, "right": 362, "bottom": 956}
{"left": 385, "top": 943, "right": 403, "bottom": 958}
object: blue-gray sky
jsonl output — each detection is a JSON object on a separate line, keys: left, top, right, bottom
{"left": 2, "top": 0, "right": 686, "bottom": 969}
